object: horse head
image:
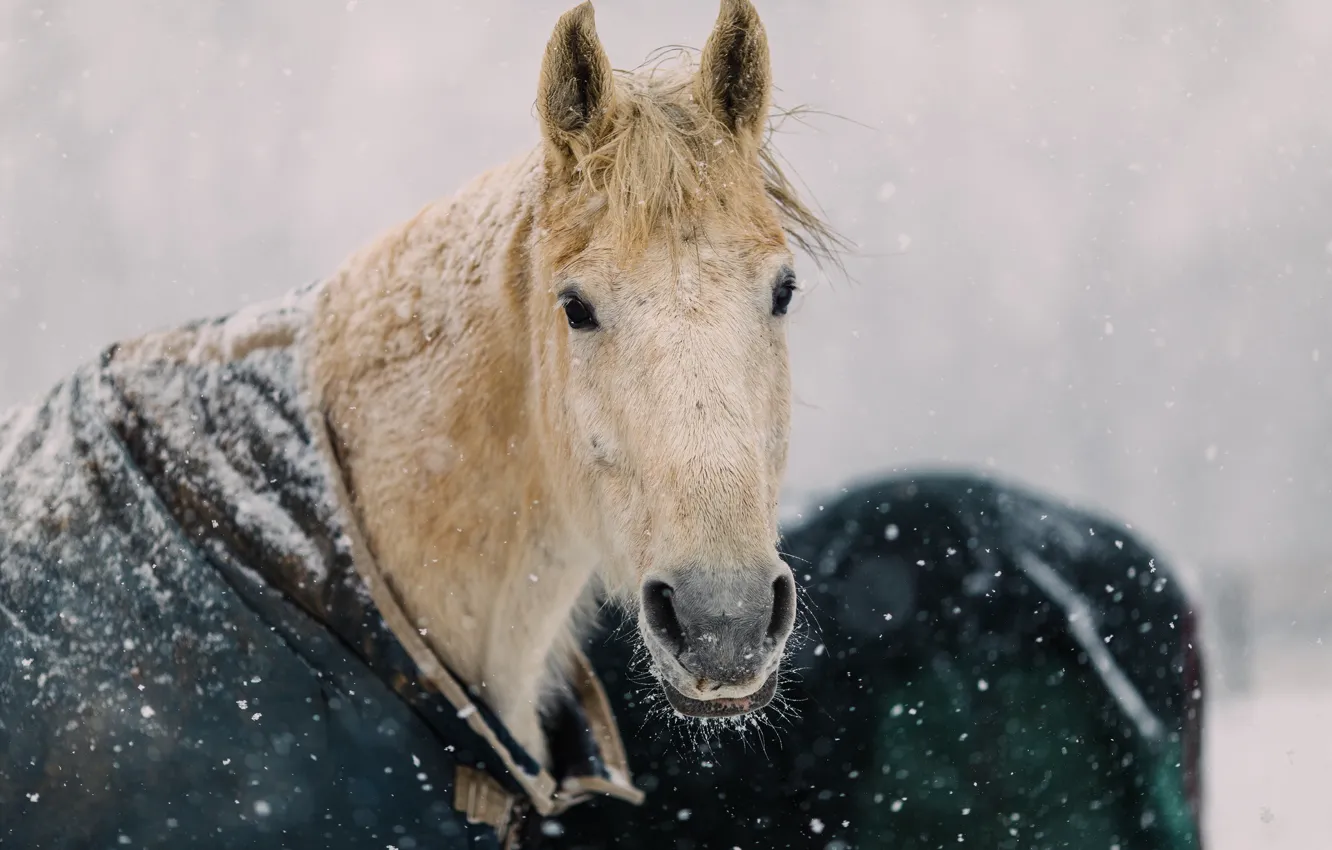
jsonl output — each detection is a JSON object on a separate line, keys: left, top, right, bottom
{"left": 532, "top": 0, "right": 806, "bottom": 718}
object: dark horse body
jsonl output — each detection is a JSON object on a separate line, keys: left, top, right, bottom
{"left": 560, "top": 474, "right": 1206, "bottom": 850}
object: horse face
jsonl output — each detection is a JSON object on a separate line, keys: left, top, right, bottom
{"left": 557, "top": 234, "right": 798, "bottom": 717}
{"left": 534, "top": 1, "right": 798, "bottom": 718}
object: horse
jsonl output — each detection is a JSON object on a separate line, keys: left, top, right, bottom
{"left": 309, "top": 0, "right": 837, "bottom": 763}
{"left": 0, "top": 1, "right": 837, "bottom": 845}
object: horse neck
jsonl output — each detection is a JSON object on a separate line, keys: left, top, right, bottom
{"left": 310, "top": 150, "right": 595, "bottom": 765}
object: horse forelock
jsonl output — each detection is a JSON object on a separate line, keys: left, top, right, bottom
{"left": 537, "top": 60, "right": 842, "bottom": 270}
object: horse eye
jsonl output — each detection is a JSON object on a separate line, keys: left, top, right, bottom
{"left": 562, "top": 295, "right": 599, "bottom": 330}
{"left": 771, "top": 270, "right": 798, "bottom": 317}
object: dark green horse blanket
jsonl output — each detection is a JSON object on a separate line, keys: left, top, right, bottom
{"left": 1, "top": 287, "right": 1203, "bottom": 849}
{"left": 558, "top": 474, "right": 1206, "bottom": 850}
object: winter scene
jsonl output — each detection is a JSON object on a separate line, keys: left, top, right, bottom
{"left": 1, "top": 1, "right": 1329, "bottom": 848}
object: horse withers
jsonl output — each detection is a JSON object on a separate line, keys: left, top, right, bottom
{"left": 0, "top": 2, "right": 836, "bottom": 847}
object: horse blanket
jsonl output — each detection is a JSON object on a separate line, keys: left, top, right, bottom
{"left": 0, "top": 285, "right": 642, "bottom": 849}
{"left": 1, "top": 287, "right": 1205, "bottom": 849}
{"left": 557, "top": 474, "right": 1206, "bottom": 850}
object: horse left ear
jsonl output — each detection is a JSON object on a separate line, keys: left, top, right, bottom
{"left": 697, "top": 0, "right": 772, "bottom": 147}
{"left": 537, "top": 2, "right": 615, "bottom": 168}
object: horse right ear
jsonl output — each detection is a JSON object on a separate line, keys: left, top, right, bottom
{"left": 537, "top": 2, "right": 615, "bottom": 168}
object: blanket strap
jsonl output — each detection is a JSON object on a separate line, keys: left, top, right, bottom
{"left": 455, "top": 764, "right": 519, "bottom": 841}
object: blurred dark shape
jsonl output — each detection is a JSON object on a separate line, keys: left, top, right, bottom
{"left": 552, "top": 471, "right": 1205, "bottom": 850}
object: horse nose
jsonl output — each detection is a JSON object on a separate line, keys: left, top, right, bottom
{"left": 641, "top": 568, "right": 797, "bottom": 687}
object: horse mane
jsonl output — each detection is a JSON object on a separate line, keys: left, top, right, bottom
{"left": 564, "top": 50, "right": 846, "bottom": 267}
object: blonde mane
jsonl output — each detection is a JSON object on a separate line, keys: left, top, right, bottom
{"left": 557, "top": 54, "right": 843, "bottom": 266}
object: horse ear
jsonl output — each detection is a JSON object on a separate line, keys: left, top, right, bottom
{"left": 697, "top": 0, "right": 772, "bottom": 146}
{"left": 537, "top": 2, "right": 615, "bottom": 165}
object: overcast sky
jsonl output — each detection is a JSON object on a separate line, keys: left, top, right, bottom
{"left": 3, "top": 0, "right": 1330, "bottom": 583}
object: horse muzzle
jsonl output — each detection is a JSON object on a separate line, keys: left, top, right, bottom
{"left": 639, "top": 564, "right": 796, "bottom": 717}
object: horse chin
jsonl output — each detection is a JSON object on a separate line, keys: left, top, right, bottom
{"left": 660, "top": 671, "right": 779, "bottom": 718}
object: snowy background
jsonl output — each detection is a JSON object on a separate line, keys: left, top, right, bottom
{"left": 2, "top": 1, "right": 1329, "bottom": 846}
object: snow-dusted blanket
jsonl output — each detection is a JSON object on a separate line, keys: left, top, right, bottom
{"left": 0, "top": 285, "right": 639, "bottom": 850}
{"left": 0, "top": 283, "right": 1205, "bottom": 849}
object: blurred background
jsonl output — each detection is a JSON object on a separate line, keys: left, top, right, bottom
{"left": 1, "top": 1, "right": 1328, "bottom": 846}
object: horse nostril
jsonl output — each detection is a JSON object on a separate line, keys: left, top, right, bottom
{"left": 766, "top": 571, "right": 796, "bottom": 644}
{"left": 642, "top": 580, "right": 685, "bottom": 655}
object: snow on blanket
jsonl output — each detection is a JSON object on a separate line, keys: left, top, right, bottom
{"left": 0, "top": 283, "right": 634, "bottom": 848}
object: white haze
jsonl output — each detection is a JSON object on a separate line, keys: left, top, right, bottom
{"left": 2, "top": 3, "right": 1329, "bottom": 846}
